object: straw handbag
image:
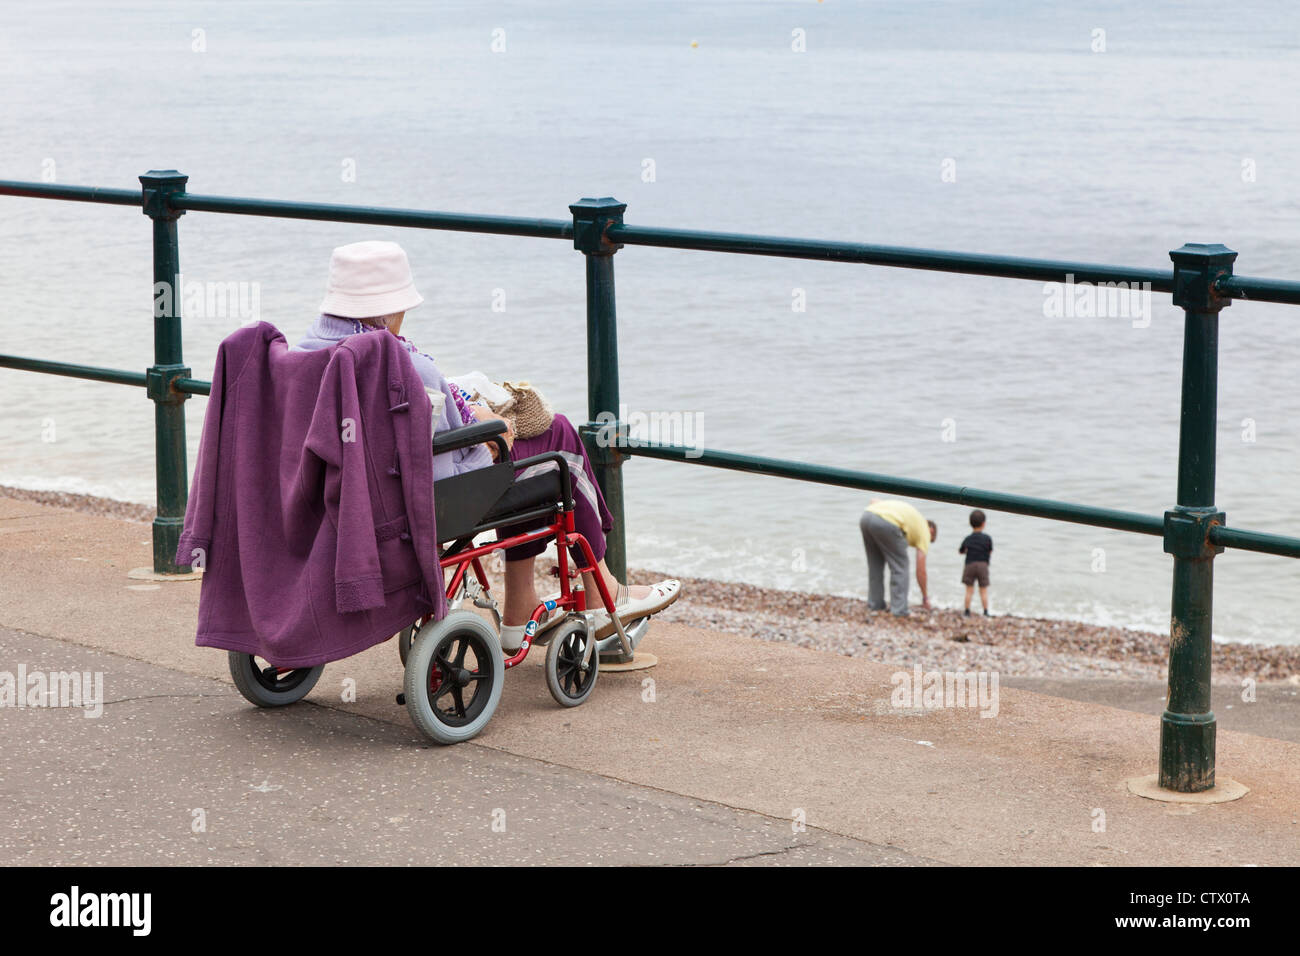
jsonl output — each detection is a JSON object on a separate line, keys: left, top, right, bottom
{"left": 489, "top": 381, "right": 555, "bottom": 440}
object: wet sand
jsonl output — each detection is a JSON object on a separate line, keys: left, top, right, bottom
{"left": 7, "top": 483, "right": 1296, "bottom": 683}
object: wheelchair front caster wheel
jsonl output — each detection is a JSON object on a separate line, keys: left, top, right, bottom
{"left": 544, "top": 619, "right": 599, "bottom": 708}
{"left": 228, "top": 652, "right": 324, "bottom": 707}
{"left": 403, "top": 610, "right": 504, "bottom": 744}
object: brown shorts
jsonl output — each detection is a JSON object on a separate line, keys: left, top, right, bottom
{"left": 962, "top": 561, "right": 990, "bottom": 587}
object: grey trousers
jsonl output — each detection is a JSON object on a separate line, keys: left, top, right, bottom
{"left": 860, "top": 511, "right": 910, "bottom": 615}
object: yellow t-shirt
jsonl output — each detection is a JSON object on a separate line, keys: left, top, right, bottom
{"left": 865, "top": 500, "right": 930, "bottom": 553}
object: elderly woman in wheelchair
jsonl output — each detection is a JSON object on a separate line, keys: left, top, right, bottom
{"left": 289, "top": 240, "right": 681, "bottom": 741}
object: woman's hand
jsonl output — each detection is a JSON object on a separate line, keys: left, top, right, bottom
{"left": 470, "top": 405, "right": 514, "bottom": 459}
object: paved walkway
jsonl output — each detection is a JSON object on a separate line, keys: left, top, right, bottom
{"left": 1, "top": 495, "right": 1297, "bottom": 865}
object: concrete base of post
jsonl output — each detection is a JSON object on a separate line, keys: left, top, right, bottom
{"left": 1125, "top": 773, "right": 1248, "bottom": 804}
{"left": 598, "top": 652, "right": 657, "bottom": 672}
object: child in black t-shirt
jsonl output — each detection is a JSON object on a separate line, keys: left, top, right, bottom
{"left": 959, "top": 510, "right": 993, "bottom": 617}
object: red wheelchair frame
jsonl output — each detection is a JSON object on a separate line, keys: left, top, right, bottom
{"left": 437, "top": 508, "right": 617, "bottom": 670}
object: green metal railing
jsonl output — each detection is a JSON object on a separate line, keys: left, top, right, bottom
{"left": 4, "top": 171, "right": 1300, "bottom": 794}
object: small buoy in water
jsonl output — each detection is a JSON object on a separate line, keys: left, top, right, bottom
{"left": 690, "top": 40, "right": 698, "bottom": 48}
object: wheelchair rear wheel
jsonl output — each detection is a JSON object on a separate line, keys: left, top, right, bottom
{"left": 544, "top": 618, "right": 599, "bottom": 707}
{"left": 403, "top": 610, "right": 504, "bottom": 744}
{"left": 228, "top": 652, "right": 324, "bottom": 707}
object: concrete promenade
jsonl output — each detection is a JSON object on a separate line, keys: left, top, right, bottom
{"left": 1, "top": 494, "right": 1296, "bottom": 866}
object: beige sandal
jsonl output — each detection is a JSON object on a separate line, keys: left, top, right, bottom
{"left": 591, "top": 580, "right": 682, "bottom": 640}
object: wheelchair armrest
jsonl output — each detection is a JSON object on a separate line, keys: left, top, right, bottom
{"left": 512, "top": 450, "right": 574, "bottom": 512}
{"left": 432, "top": 419, "right": 508, "bottom": 460}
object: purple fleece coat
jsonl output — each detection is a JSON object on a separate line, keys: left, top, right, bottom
{"left": 177, "top": 322, "right": 446, "bottom": 668}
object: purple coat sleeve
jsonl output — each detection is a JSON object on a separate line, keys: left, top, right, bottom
{"left": 305, "top": 348, "right": 386, "bottom": 613}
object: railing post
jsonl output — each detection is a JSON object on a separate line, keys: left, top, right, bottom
{"left": 140, "top": 170, "right": 193, "bottom": 575}
{"left": 1159, "top": 242, "right": 1235, "bottom": 792}
{"left": 570, "top": 197, "right": 628, "bottom": 582}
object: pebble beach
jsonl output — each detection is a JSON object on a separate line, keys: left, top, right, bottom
{"left": 9, "top": 484, "right": 1297, "bottom": 684}
{"left": 640, "top": 572, "right": 1300, "bottom": 683}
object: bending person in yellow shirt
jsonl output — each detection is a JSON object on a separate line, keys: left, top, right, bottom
{"left": 860, "top": 499, "right": 937, "bottom": 616}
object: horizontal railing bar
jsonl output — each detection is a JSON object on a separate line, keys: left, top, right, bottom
{"left": 0, "top": 354, "right": 146, "bottom": 387}
{"left": 609, "top": 224, "right": 1176, "bottom": 291}
{"left": 174, "top": 377, "right": 210, "bottom": 396}
{"left": 6, "top": 178, "right": 1300, "bottom": 305}
{"left": 622, "top": 440, "right": 1165, "bottom": 536}
{"left": 624, "top": 441, "right": 1300, "bottom": 558}
{"left": 0, "top": 181, "right": 141, "bottom": 206}
{"left": 0, "top": 356, "right": 214, "bottom": 396}
{"left": 1215, "top": 275, "right": 1300, "bottom": 306}
{"left": 1209, "top": 524, "right": 1300, "bottom": 559}
{"left": 172, "top": 193, "right": 574, "bottom": 240}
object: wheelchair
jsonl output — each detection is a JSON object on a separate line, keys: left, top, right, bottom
{"left": 226, "top": 418, "right": 650, "bottom": 745}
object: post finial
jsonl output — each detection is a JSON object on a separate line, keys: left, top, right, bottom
{"left": 1169, "top": 243, "right": 1237, "bottom": 312}
{"left": 140, "top": 170, "right": 188, "bottom": 221}
{"left": 569, "top": 197, "right": 626, "bottom": 256}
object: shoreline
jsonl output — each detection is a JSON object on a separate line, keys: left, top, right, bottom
{"left": 6, "top": 483, "right": 1297, "bottom": 682}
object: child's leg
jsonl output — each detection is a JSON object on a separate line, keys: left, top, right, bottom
{"left": 979, "top": 584, "right": 989, "bottom": 612}
{"left": 963, "top": 584, "right": 974, "bottom": 611}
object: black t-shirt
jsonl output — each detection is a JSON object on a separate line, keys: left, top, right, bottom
{"left": 960, "top": 532, "right": 993, "bottom": 564}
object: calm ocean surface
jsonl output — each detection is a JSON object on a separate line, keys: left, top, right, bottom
{"left": 2, "top": 1, "right": 1298, "bottom": 644}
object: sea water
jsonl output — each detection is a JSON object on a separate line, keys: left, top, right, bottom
{"left": 1, "top": 0, "right": 1297, "bottom": 644}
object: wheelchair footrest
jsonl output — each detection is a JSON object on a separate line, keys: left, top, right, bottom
{"left": 597, "top": 615, "right": 652, "bottom": 663}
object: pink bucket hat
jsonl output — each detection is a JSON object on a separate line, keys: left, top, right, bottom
{"left": 319, "top": 240, "right": 424, "bottom": 318}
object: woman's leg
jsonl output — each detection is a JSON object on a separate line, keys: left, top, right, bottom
{"left": 502, "top": 557, "right": 540, "bottom": 626}
{"left": 495, "top": 413, "right": 679, "bottom": 651}
{"left": 504, "top": 414, "right": 656, "bottom": 604}
{"left": 494, "top": 415, "right": 597, "bottom": 628}
{"left": 510, "top": 413, "right": 612, "bottom": 555}
{"left": 498, "top": 415, "right": 626, "bottom": 645}
{"left": 580, "top": 559, "right": 624, "bottom": 609}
